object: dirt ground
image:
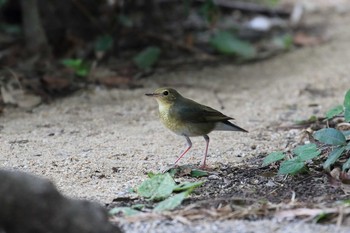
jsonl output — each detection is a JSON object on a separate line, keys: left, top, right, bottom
{"left": 1, "top": 4, "right": 350, "bottom": 233}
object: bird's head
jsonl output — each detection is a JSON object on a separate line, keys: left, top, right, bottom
{"left": 145, "top": 87, "right": 181, "bottom": 105}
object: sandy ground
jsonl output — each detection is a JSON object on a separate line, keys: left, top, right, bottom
{"left": 1, "top": 5, "right": 350, "bottom": 233}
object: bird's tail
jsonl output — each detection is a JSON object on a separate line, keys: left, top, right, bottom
{"left": 214, "top": 121, "right": 248, "bottom": 132}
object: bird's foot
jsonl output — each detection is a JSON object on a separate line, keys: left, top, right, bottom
{"left": 199, "top": 163, "right": 212, "bottom": 171}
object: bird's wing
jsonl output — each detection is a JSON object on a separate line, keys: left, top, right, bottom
{"left": 173, "top": 99, "right": 233, "bottom": 123}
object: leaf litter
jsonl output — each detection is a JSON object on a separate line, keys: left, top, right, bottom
{"left": 109, "top": 156, "right": 349, "bottom": 225}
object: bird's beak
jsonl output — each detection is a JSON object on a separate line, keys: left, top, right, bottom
{"left": 145, "top": 93, "right": 159, "bottom": 97}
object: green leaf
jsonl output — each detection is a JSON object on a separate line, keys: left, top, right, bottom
{"left": 137, "top": 173, "right": 176, "bottom": 201}
{"left": 293, "top": 144, "right": 321, "bottom": 161}
{"left": 325, "top": 105, "right": 344, "bottom": 119}
{"left": 131, "top": 204, "right": 145, "bottom": 210}
{"left": 76, "top": 67, "right": 89, "bottom": 77}
{"left": 314, "top": 128, "right": 346, "bottom": 146}
{"left": 295, "top": 115, "right": 318, "bottom": 125}
{"left": 265, "top": 0, "right": 280, "bottom": 7}
{"left": 173, "top": 181, "right": 204, "bottom": 192}
{"left": 346, "top": 143, "right": 350, "bottom": 151}
{"left": 133, "top": 46, "right": 161, "bottom": 70}
{"left": 154, "top": 191, "right": 189, "bottom": 212}
{"left": 344, "top": 89, "right": 350, "bottom": 108}
{"left": 342, "top": 157, "right": 350, "bottom": 171}
{"left": 345, "top": 107, "right": 350, "bottom": 122}
{"left": 62, "top": 58, "right": 82, "bottom": 68}
{"left": 344, "top": 90, "right": 350, "bottom": 122}
{"left": 109, "top": 207, "right": 140, "bottom": 216}
{"left": 262, "top": 151, "right": 285, "bottom": 166}
{"left": 0, "top": 23, "right": 21, "bottom": 35}
{"left": 343, "top": 131, "right": 350, "bottom": 138}
{"left": 323, "top": 146, "right": 346, "bottom": 169}
{"left": 272, "top": 34, "right": 293, "bottom": 50}
{"left": 278, "top": 159, "right": 305, "bottom": 175}
{"left": 314, "top": 213, "right": 329, "bottom": 223}
{"left": 199, "top": 0, "right": 219, "bottom": 23}
{"left": 95, "top": 35, "right": 113, "bottom": 52}
{"left": 0, "top": 0, "right": 7, "bottom": 8}
{"left": 167, "top": 168, "right": 178, "bottom": 177}
{"left": 61, "top": 58, "right": 89, "bottom": 77}
{"left": 117, "top": 14, "right": 133, "bottom": 28}
{"left": 210, "top": 31, "right": 256, "bottom": 58}
{"left": 190, "top": 169, "right": 208, "bottom": 177}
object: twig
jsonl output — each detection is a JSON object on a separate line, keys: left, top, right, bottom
{"left": 5, "top": 68, "right": 23, "bottom": 90}
{"left": 337, "top": 205, "right": 344, "bottom": 227}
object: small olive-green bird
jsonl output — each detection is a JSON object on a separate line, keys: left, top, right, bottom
{"left": 146, "top": 87, "right": 248, "bottom": 168}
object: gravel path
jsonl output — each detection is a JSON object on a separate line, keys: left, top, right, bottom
{"left": 1, "top": 5, "right": 350, "bottom": 233}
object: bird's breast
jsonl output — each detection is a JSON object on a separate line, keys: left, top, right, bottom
{"left": 158, "top": 104, "right": 215, "bottom": 136}
{"left": 158, "top": 105, "right": 182, "bottom": 134}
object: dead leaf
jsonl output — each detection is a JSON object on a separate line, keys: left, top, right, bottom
{"left": 1, "top": 86, "right": 41, "bottom": 109}
{"left": 337, "top": 123, "right": 350, "bottom": 131}
{"left": 184, "top": 34, "right": 194, "bottom": 48}
{"left": 97, "top": 76, "right": 132, "bottom": 87}
{"left": 293, "top": 32, "right": 325, "bottom": 46}
{"left": 41, "top": 75, "right": 71, "bottom": 92}
{"left": 330, "top": 167, "right": 341, "bottom": 180}
{"left": 340, "top": 172, "right": 350, "bottom": 185}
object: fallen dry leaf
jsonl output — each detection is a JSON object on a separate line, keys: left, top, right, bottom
{"left": 89, "top": 66, "right": 136, "bottom": 88}
{"left": 1, "top": 86, "right": 41, "bottom": 109}
{"left": 293, "top": 32, "right": 325, "bottom": 46}
{"left": 41, "top": 75, "right": 71, "bottom": 92}
{"left": 337, "top": 122, "right": 350, "bottom": 131}
{"left": 330, "top": 167, "right": 341, "bottom": 180}
{"left": 97, "top": 76, "right": 133, "bottom": 87}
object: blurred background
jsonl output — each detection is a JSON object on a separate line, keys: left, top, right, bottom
{"left": 0, "top": 0, "right": 340, "bottom": 110}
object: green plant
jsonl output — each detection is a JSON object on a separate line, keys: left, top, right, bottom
{"left": 314, "top": 128, "right": 350, "bottom": 170}
{"left": 263, "top": 144, "right": 321, "bottom": 175}
{"left": 325, "top": 89, "right": 350, "bottom": 121}
{"left": 117, "top": 14, "right": 134, "bottom": 28}
{"left": 109, "top": 171, "right": 204, "bottom": 216}
{"left": 61, "top": 59, "right": 90, "bottom": 77}
{"left": 0, "top": 0, "right": 7, "bottom": 8}
{"left": 264, "top": 89, "right": 350, "bottom": 174}
{"left": 94, "top": 34, "right": 113, "bottom": 53}
{"left": 199, "top": 0, "right": 219, "bottom": 24}
{"left": 133, "top": 46, "right": 161, "bottom": 70}
{"left": 210, "top": 30, "right": 256, "bottom": 58}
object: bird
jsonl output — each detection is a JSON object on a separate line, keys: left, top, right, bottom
{"left": 146, "top": 87, "right": 248, "bottom": 168}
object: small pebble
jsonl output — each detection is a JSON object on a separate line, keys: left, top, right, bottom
{"left": 208, "top": 174, "right": 221, "bottom": 180}
{"left": 265, "top": 180, "right": 276, "bottom": 187}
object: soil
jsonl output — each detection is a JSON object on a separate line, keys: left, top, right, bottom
{"left": 109, "top": 157, "right": 345, "bottom": 213}
{"left": 1, "top": 3, "right": 350, "bottom": 233}
{"left": 191, "top": 159, "right": 344, "bottom": 204}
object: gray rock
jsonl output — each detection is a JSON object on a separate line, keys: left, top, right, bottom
{"left": 0, "top": 169, "right": 121, "bottom": 233}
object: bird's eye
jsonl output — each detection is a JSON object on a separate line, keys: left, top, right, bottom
{"left": 163, "top": 91, "right": 169, "bottom": 96}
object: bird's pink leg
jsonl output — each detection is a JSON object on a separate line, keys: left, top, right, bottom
{"left": 174, "top": 136, "right": 192, "bottom": 165}
{"left": 200, "top": 135, "right": 210, "bottom": 169}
